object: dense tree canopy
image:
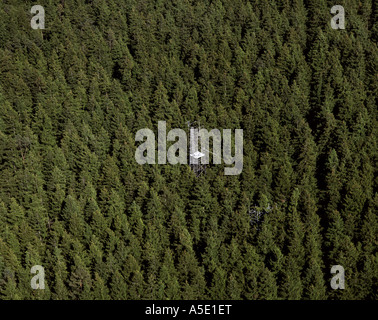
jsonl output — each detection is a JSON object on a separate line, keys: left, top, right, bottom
{"left": 0, "top": 0, "right": 377, "bottom": 299}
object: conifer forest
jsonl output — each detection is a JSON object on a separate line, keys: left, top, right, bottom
{"left": 0, "top": 0, "right": 377, "bottom": 300}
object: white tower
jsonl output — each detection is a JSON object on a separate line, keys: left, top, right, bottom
{"left": 187, "top": 121, "right": 206, "bottom": 177}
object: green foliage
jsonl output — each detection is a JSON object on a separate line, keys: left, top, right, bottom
{"left": 0, "top": 0, "right": 376, "bottom": 300}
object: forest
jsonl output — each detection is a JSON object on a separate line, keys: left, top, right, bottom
{"left": 0, "top": 0, "right": 377, "bottom": 299}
